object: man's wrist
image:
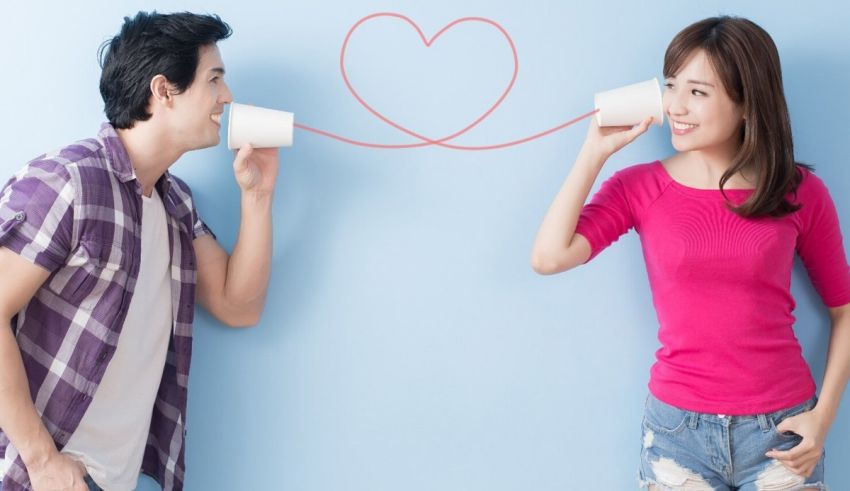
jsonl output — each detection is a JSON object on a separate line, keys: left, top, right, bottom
{"left": 17, "top": 426, "right": 58, "bottom": 470}
{"left": 241, "top": 190, "right": 274, "bottom": 208}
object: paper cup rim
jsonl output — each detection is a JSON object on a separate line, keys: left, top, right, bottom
{"left": 594, "top": 77, "right": 664, "bottom": 126}
{"left": 227, "top": 103, "right": 236, "bottom": 148}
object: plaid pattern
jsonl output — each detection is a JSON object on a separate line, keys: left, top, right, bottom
{"left": 0, "top": 123, "right": 213, "bottom": 490}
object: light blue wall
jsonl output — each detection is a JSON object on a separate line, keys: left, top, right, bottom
{"left": 2, "top": 1, "right": 849, "bottom": 489}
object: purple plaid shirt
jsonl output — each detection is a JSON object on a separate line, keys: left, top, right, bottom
{"left": 0, "top": 123, "right": 213, "bottom": 490}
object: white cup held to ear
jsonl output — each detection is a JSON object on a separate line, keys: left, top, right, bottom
{"left": 594, "top": 78, "right": 664, "bottom": 127}
{"left": 227, "top": 102, "right": 295, "bottom": 149}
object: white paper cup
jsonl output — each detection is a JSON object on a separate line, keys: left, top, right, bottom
{"left": 594, "top": 78, "right": 664, "bottom": 127}
{"left": 227, "top": 102, "right": 295, "bottom": 149}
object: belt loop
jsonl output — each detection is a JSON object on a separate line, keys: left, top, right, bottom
{"left": 758, "top": 413, "right": 770, "bottom": 432}
{"left": 687, "top": 411, "right": 698, "bottom": 430}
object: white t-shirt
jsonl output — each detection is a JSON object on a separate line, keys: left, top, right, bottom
{"left": 61, "top": 189, "right": 173, "bottom": 490}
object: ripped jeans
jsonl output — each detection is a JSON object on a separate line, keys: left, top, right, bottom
{"left": 638, "top": 394, "right": 826, "bottom": 490}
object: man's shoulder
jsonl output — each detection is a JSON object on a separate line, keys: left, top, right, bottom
{"left": 33, "top": 137, "right": 106, "bottom": 168}
{"left": 16, "top": 138, "right": 108, "bottom": 183}
{"left": 167, "top": 173, "right": 194, "bottom": 198}
{"left": 163, "top": 173, "right": 201, "bottom": 222}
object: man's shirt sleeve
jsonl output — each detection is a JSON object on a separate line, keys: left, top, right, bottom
{"left": 0, "top": 159, "right": 74, "bottom": 272}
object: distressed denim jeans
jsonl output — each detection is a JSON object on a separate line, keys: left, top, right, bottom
{"left": 638, "top": 394, "right": 826, "bottom": 490}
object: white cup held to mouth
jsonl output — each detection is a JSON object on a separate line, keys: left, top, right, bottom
{"left": 227, "top": 102, "right": 295, "bottom": 149}
{"left": 594, "top": 78, "right": 664, "bottom": 127}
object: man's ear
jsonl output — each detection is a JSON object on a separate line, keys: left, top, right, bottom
{"left": 150, "top": 74, "right": 175, "bottom": 108}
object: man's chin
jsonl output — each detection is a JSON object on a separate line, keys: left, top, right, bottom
{"left": 193, "top": 135, "right": 221, "bottom": 151}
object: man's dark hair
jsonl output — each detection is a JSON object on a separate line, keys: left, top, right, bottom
{"left": 98, "top": 11, "right": 232, "bottom": 129}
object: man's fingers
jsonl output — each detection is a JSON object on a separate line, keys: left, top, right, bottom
{"left": 233, "top": 144, "right": 254, "bottom": 171}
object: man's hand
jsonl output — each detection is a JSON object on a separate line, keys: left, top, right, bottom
{"left": 27, "top": 452, "right": 88, "bottom": 491}
{"left": 232, "top": 144, "right": 280, "bottom": 196}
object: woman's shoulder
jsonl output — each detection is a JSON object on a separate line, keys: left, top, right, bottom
{"left": 608, "top": 160, "right": 671, "bottom": 194}
{"left": 611, "top": 160, "right": 667, "bottom": 182}
{"left": 599, "top": 161, "right": 673, "bottom": 212}
{"left": 788, "top": 165, "right": 841, "bottom": 224}
{"left": 793, "top": 164, "right": 829, "bottom": 200}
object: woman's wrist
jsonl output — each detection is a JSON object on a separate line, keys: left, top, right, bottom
{"left": 811, "top": 400, "right": 837, "bottom": 431}
{"left": 576, "top": 145, "right": 608, "bottom": 171}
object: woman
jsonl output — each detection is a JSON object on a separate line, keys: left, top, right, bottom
{"left": 531, "top": 16, "right": 850, "bottom": 491}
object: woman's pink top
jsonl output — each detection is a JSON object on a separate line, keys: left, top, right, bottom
{"left": 576, "top": 161, "right": 850, "bottom": 414}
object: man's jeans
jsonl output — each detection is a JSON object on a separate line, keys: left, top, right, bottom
{"left": 84, "top": 474, "right": 104, "bottom": 491}
{"left": 0, "top": 475, "right": 102, "bottom": 490}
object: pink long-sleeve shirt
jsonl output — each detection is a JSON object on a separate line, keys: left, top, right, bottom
{"left": 575, "top": 161, "right": 850, "bottom": 414}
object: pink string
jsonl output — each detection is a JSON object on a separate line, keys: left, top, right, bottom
{"left": 294, "top": 12, "right": 598, "bottom": 151}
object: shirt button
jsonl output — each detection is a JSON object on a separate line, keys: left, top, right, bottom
{"left": 14, "top": 211, "right": 25, "bottom": 221}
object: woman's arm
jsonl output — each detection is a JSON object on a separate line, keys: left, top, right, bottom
{"left": 529, "top": 146, "right": 604, "bottom": 274}
{"left": 814, "top": 304, "right": 850, "bottom": 431}
{"left": 766, "top": 303, "right": 850, "bottom": 477}
{"left": 530, "top": 117, "right": 652, "bottom": 274}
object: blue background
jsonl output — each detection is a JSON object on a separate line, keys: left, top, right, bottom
{"left": 2, "top": 1, "right": 849, "bottom": 489}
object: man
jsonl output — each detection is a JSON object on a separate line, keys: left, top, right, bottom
{"left": 0, "top": 11, "right": 278, "bottom": 491}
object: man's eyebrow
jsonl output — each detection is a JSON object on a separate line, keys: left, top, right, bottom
{"left": 209, "top": 67, "right": 226, "bottom": 76}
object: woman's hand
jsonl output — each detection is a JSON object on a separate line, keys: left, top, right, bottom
{"left": 765, "top": 408, "right": 829, "bottom": 478}
{"left": 581, "top": 115, "right": 653, "bottom": 162}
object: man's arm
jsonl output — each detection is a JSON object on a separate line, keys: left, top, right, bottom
{"left": 195, "top": 145, "right": 279, "bottom": 328}
{"left": 0, "top": 247, "right": 87, "bottom": 490}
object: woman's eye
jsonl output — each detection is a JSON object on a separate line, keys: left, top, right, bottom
{"left": 692, "top": 89, "right": 706, "bottom": 96}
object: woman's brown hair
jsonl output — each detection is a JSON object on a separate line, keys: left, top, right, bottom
{"left": 664, "top": 16, "right": 808, "bottom": 217}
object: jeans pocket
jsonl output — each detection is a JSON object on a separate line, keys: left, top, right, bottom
{"left": 768, "top": 399, "right": 815, "bottom": 440}
{"left": 642, "top": 395, "right": 689, "bottom": 435}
